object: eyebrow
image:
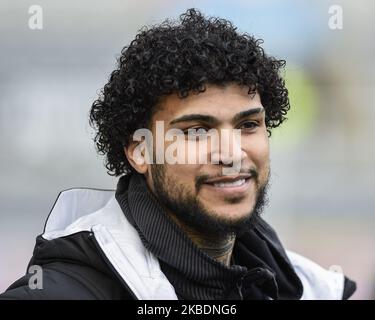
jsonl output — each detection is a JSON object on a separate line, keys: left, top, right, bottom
{"left": 232, "top": 107, "right": 265, "bottom": 123}
{"left": 169, "top": 107, "right": 265, "bottom": 126}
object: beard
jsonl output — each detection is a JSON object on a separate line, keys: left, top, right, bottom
{"left": 150, "top": 164, "right": 270, "bottom": 236}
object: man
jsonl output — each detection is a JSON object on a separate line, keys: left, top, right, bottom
{"left": 0, "top": 9, "right": 356, "bottom": 300}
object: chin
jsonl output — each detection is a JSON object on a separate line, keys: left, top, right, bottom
{"left": 211, "top": 205, "right": 253, "bottom": 222}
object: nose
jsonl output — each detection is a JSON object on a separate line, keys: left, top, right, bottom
{"left": 211, "top": 128, "right": 246, "bottom": 167}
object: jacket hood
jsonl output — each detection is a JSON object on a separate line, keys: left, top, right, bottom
{"left": 33, "top": 187, "right": 177, "bottom": 299}
{"left": 29, "top": 188, "right": 115, "bottom": 276}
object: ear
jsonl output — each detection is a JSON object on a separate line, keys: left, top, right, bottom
{"left": 124, "top": 141, "right": 148, "bottom": 174}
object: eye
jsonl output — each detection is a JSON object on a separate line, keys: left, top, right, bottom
{"left": 183, "top": 127, "right": 209, "bottom": 134}
{"left": 239, "top": 121, "right": 259, "bottom": 131}
{"left": 184, "top": 127, "right": 210, "bottom": 140}
{"left": 195, "top": 127, "right": 210, "bottom": 134}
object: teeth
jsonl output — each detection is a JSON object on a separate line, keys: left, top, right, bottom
{"left": 213, "top": 178, "right": 246, "bottom": 188}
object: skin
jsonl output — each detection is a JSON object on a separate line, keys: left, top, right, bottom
{"left": 125, "top": 83, "right": 270, "bottom": 266}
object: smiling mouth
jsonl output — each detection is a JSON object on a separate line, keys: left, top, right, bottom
{"left": 210, "top": 177, "right": 247, "bottom": 188}
{"left": 202, "top": 175, "right": 253, "bottom": 193}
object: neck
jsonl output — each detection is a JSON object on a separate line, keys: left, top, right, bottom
{"left": 168, "top": 213, "right": 236, "bottom": 266}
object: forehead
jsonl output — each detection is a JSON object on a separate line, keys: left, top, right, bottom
{"left": 152, "top": 84, "right": 263, "bottom": 123}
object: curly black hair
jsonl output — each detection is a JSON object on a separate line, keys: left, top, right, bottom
{"left": 89, "top": 8, "right": 290, "bottom": 176}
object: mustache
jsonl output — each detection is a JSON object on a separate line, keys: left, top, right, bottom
{"left": 195, "top": 167, "right": 259, "bottom": 190}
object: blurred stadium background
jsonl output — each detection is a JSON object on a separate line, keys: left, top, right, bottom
{"left": 0, "top": 0, "right": 374, "bottom": 299}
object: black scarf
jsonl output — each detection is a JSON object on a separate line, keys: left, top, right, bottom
{"left": 115, "top": 173, "right": 303, "bottom": 300}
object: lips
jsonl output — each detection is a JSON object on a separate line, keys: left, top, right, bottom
{"left": 202, "top": 174, "right": 253, "bottom": 194}
{"left": 211, "top": 178, "right": 247, "bottom": 188}
{"left": 204, "top": 174, "right": 252, "bottom": 185}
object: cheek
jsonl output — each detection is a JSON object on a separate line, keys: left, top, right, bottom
{"left": 164, "top": 138, "right": 205, "bottom": 183}
{"left": 243, "top": 134, "right": 270, "bottom": 168}
{"left": 167, "top": 163, "right": 201, "bottom": 190}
